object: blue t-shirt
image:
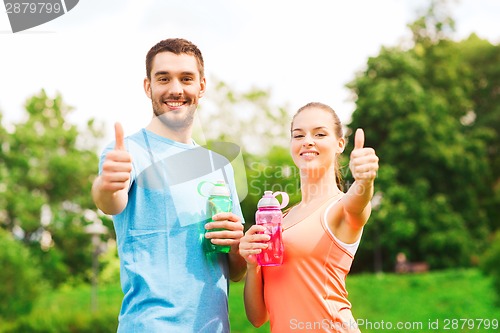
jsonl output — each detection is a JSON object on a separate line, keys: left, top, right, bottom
{"left": 99, "top": 129, "right": 244, "bottom": 333}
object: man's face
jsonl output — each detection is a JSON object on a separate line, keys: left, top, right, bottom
{"left": 144, "top": 52, "right": 206, "bottom": 130}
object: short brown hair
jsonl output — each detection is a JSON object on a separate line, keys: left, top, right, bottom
{"left": 145, "top": 38, "right": 204, "bottom": 80}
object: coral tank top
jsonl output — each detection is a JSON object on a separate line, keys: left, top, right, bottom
{"left": 262, "top": 195, "right": 361, "bottom": 332}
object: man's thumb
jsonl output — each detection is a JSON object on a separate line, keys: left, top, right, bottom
{"left": 114, "top": 122, "right": 126, "bottom": 150}
{"left": 354, "top": 128, "right": 365, "bottom": 150}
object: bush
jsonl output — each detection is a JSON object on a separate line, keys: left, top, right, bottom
{"left": 0, "top": 229, "right": 46, "bottom": 320}
{"left": 480, "top": 230, "right": 500, "bottom": 303}
{"left": 9, "top": 309, "right": 118, "bottom": 333}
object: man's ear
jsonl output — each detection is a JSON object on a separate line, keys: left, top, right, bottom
{"left": 144, "top": 77, "right": 152, "bottom": 99}
{"left": 198, "top": 77, "right": 207, "bottom": 98}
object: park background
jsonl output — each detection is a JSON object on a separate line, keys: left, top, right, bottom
{"left": 1, "top": 0, "right": 499, "bottom": 332}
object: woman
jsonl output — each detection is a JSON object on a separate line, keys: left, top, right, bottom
{"left": 239, "top": 102, "right": 379, "bottom": 332}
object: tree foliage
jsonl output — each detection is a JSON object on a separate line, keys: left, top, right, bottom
{"left": 0, "top": 90, "right": 108, "bottom": 287}
{"left": 198, "top": 78, "right": 291, "bottom": 155}
{"left": 347, "top": 2, "right": 499, "bottom": 271}
{"left": 0, "top": 229, "right": 44, "bottom": 319}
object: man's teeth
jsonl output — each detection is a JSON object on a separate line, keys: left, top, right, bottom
{"left": 167, "top": 101, "right": 183, "bottom": 107}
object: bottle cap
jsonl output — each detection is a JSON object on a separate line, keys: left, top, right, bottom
{"left": 257, "top": 191, "right": 289, "bottom": 209}
{"left": 209, "top": 180, "right": 231, "bottom": 197}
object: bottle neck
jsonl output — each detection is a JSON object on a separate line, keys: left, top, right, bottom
{"left": 258, "top": 206, "right": 280, "bottom": 210}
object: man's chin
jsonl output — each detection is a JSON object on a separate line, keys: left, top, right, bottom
{"left": 156, "top": 113, "right": 194, "bottom": 130}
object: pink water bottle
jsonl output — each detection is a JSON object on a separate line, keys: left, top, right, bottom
{"left": 256, "top": 191, "right": 289, "bottom": 266}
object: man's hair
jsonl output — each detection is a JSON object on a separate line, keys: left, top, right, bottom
{"left": 145, "top": 38, "right": 204, "bottom": 80}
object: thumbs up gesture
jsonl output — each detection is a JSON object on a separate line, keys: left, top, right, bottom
{"left": 100, "top": 122, "right": 133, "bottom": 192}
{"left": 349, "top": 128, "right": 379, "bottom": 183}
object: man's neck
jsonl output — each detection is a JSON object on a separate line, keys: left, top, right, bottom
{"left": 146, "top": 117, "right": 193, "bottom": 144}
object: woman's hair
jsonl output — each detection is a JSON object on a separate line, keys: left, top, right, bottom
{"left": 291, "top": 102, "right": 344, "bottom": 191}
{"left": 145, "top": 38, "right": 205, "bottom": 80}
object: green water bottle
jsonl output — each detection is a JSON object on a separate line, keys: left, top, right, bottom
{"left": 204, "top": 180, "right": 232, "bottom": 253}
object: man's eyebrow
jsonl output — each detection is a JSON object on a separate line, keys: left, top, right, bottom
{"left": 154, "top": 71, "right": 169, "bottom": 77}
{"left": 154, "top": 70, "right": 196, "bottom": 77}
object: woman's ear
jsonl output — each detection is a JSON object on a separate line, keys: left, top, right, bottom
{"left": 337, "top": 137, "right": 346, "bottom": 154}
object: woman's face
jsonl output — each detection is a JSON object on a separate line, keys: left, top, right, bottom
{"left": 290, "top": 107, "right": 345, "bottom": 175}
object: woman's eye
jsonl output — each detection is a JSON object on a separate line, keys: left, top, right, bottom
{"left": 316, "top": 133, "right": 326, "bottom": 137}
{"left": 293, "top": 135, "right": 304, "bottom": 139}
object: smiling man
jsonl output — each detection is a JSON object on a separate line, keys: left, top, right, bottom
{"left": 91, "top": 38, "right": 246, "bottom": 332}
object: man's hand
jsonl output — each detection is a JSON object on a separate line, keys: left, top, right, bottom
{"left": 92, "top": 122, "right": 132, "bottom": 215}
{"left": 205, "top": 212, "right": 244, "bottom": 253}
{"left": 99, "top": 122, "right": 133, "bottom": 192}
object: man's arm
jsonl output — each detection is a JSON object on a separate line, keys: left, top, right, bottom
{"left": 228, "top": 248, "right": 247, "bottom": 282}
{"left": 92, "top": 123, "right": 132, "bottom": 215}
{"left": 92, "top": 176, "right": 130, "bottom": 215}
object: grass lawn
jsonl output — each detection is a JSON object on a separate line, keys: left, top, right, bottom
{"left": 347, "top": 269, "right": 499, "bottom": 332}
{"left": 10, "top": 268, "right": 499, "bottom": 333}
{"left": 227, "top": 268, "right": 500, "bottom": 333}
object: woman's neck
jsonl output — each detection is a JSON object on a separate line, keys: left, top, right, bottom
{"left": 299, "top": 171, "right": 341, "bottom": 205}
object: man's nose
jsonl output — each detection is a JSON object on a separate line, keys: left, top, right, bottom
{"left": 169, "top": 79, "right": 183, "bottom": 95}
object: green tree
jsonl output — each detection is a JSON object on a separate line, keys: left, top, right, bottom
{"left": 198, "top": 77, "right": 291, "bottom": 155}
{"left": 0, "top": 229, "right": 44, "bottom": 320}
{"left": 459, "top": 34, "right": 500, "bottom": 232}
{"left": 0, "top": 90, "right": 107, "bottom": 286}
{"left": 242, "top": 146, "right": 300, "bottom": 225}
{"left": 347, "top": 2, "right": 495, "bottom": 271}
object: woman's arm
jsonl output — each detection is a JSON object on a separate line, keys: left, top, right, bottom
{"left": 239, "top": 225, "right": 270, "bottom": 327}
{"left": 244, "top": 264, "right": 269, "bottom": 327}
{"left": 333, "top": 129, "right": 379, "bottom": 242}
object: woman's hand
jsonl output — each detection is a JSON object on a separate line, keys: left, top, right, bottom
{"left": 239, "top": 225, "right": 270, "bottom": 266}
{"left": 349, "top": 128, "right": 379, "bottom": 184}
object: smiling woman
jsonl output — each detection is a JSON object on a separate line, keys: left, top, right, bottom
{"left": 239, "top": 101, "right": 379, "bottom": 332}
{"left": 290, "top": 103, "right": 345, "bottom": 189}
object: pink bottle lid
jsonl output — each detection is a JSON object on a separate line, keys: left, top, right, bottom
{"left": 257, "top": 191, "right": 289, "bottom": 209}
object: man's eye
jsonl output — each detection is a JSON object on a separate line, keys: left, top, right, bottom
{"left": 158, "top": 77, "right": 168, "bottom": 82}
{"left": 182, "top": 77, "right": 194, "bottom": 82}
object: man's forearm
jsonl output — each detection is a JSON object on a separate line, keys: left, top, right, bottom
{"left": 91, "top": 176, "right": 129, "bottom": 215}
{"left": 228, "top": 251, "right": 247, "bottom": 282}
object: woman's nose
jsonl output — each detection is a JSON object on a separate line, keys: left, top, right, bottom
{"left": 303, "top": 134, "right": 315, "bottom": 146}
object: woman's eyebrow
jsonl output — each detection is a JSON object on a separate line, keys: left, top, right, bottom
{"left": 292, "top": 126, "right": 327, "bottom": 132}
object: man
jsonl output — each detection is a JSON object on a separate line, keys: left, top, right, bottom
{"left": 92, "top": 38, "right": 246, "bottom": 332}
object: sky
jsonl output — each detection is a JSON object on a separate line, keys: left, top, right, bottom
{"left": 1, "top": 0, "right": 499, "bottom": 152}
